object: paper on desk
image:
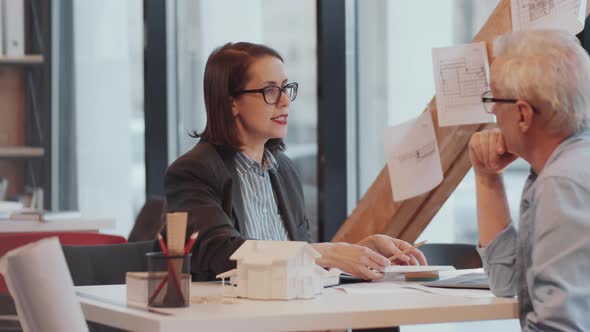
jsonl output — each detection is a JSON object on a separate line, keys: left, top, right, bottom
{"left": 511, "top": 0, "right": 586, "bottom": 35}
{"left": 337, "top": 269, "right": 495, "bottom": 299}
{"left": 0, "top": 201, "right": 23, "bottom": 220}
{"left": 336, "top": 279, "right": 493, "bottom": 298}
{"left": 336, "top": 284, "right": 415, "bottom": 295}
{"left": 384, "top": 265, "right": 455, "bottom": 274}
{"left": 399, "top": 283, "right": 496, "bottom": 299}
{"left": 335, "top": 279, "right": 415, "bottom": 295}
{"left": 0, "top": 237, "right": 89, "bottom": 332}
{"left": 432, "top": 42, "right": 493, "bottom": 127}
{"left": 383, "top": 109, "right": 443, "bottom": 202}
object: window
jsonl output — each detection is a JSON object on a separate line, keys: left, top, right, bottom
{"left": 169, "top": 0, "right": 319, "bottom": 240}
{"left": 356, "top": 0, "right": 528, "bottom": 244}
{"left": 52, "top": 0, "right": 145, "bottom": 236}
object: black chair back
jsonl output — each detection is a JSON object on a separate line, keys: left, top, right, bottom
{"left": 419, "top": 243, "right": 482, "bottom": 269}
{"left": 128, "top": 198, "right": 165, "bottom": 242}
{"left": 62, "top": 240, "right": 158, "bottom": 286}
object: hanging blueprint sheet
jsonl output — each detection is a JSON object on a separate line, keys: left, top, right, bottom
{"left": 383, "top": 109, "right": 443, "bottom": 202}
{"left": 511, "top": 0, "right": 586, "bottom": 35}
{"left": 432, "top": 42, "right": 493, "bottom": 127}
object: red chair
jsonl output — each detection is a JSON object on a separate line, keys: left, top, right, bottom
{"left": 0, "top": 232, "right": 127, "bottom": 293}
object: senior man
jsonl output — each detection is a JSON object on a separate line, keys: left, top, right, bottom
{"left": 469, "top": 30, "right": 590, "bottom": 331}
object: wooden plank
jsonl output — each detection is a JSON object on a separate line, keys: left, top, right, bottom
{"left": 0, "top": 55, "right": 44, "bottom": 66}
{"left": 0, "top": 67, "right": 26, "bottom": 198}
{"left": 335, "top": 0, "right": 590, "bottom": 243}
{"left": 0, "top": 147, "right": 44, "bottom": 158}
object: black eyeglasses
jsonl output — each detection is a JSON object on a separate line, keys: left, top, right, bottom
{"left": 233, "top": 82, "right": 299, "bottom": 105}
{"left": 481, "top": 89, "right": 518, "bottom": 114}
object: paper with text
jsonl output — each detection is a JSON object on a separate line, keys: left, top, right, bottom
{"left": 432, "top": 42, "right": 493, "bottom": 127}
{"left": 383, "top": 110, "right": 443, "bottom": 202}
{"left": 511, "top": 0, "right": 586, "bottom": 35}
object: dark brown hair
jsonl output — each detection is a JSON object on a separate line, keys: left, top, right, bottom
{"left": 193, "top": 42, "right": 286, "bottom": 152}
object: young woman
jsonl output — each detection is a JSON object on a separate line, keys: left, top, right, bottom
{"left": 164, "top": 42, "right": 426, "bottom": 281}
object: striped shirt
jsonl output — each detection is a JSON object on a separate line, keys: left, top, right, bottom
{"left": 234, "top": 150, "right": 289, "bottom": 241}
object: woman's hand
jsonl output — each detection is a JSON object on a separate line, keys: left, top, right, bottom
{"left": 356, "top": 234, "right": 428, "bottom": 266}
{"left": 312, "top": 242, "right": 390, "bottom": 280}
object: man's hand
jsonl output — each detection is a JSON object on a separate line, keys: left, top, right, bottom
{"left": 468, "top": 129, "right": 517, "bottom": 176}
{"left": 356, "top": 234, "right": 428, "bottom": 266}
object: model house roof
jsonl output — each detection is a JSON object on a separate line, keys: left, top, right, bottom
{"left": 216, "top": 268, "right": 237, "bottom": 279}
{"left": 230, "top": 240, "right": 321, "bottom": 265}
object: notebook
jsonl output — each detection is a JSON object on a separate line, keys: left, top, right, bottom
{"left": 421, "top": 272, "right": 490, "bottom": 289}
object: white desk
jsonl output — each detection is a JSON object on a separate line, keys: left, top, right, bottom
{"left": 77, "top": 276, "right": 518, "bottom": 332}
{"left": 0, "top": 218, "right": 115, "bottom": 233}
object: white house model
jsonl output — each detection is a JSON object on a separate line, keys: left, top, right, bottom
{"left": 216, "top": 240, "right": 329, "bottom": 300}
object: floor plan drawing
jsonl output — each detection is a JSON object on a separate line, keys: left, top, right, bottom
{"left": 511, "top": 0, "right": 585, "bottom": 34}
{"left": 432, "top": 42, "right": 493, "bottom": 127}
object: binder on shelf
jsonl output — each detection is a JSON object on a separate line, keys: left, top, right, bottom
{"left": 28, "top": 187, "right": 43, "bottom": 211}
{"left": 4, "top": 0, "right": 24, "bottom": 56}
{"left": 0, "top": 146, "right": 45, "bottom": 158}
{"left": 0, "top": 0, "right": 4, "bottom": 56}
{"left": 0, "top": 178, "right": 7, "bottom": 201}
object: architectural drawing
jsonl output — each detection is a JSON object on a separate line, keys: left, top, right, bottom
{"left": 383, "top": 109, "right": 443, "bottom": 202}
{"left": 511, "top": 0, "right": 586, "bottom": 34}
{"left": 397, "top": 141, "right": 437, "bottom": 163}
{"left": 432, "top": 42, "right": 493, "bottom": 127}
{"left": 440, "top": 58, "right": 487, "bottom": 112}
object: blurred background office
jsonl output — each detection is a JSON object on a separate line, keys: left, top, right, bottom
{"left": 49, "top": 0, "right": 514, "bottom": 242}
{"left": 2, "top": 1, "right": 590, "bottom": 330}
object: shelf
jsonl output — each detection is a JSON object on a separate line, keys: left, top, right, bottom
{"left": 0, "top": 55, "right": 44, "bottom": 66}
{"left": 0, "top": 147, "right": 45, "bottom": 158}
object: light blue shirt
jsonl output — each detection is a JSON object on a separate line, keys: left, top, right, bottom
{"left": 235, "top": 150, "right": 289, "bottom": 241}
{"left": 478, "top": 130, "right": 590, "bottom": 331}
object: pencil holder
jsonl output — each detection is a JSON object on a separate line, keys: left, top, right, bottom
{"left": 146, "top": 252, "right": 191, "bottom": 307}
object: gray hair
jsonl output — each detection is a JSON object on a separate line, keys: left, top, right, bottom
{"left": 493, "top": 30, "right": 590, "bottom": 135}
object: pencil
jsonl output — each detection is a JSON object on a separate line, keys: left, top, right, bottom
{"left": 154, "top": 233, "right": 186, "bottom": 304}
{"left": 150, "top": 232, "right": 197, "bottom": 305}
{"left": 157, "top": 233, "right": 169, "bottom": 256}
{"left": 150, "top": 231, "right": 196, "bottom": 305}
{"left": 388, "top": 240, "right": 427, "bottom": 262}
{"left": 148, "top": 275, "right": 169, "bottom": 305}
{"left": 183, "top": 232, "right": 199, "bottom": 255}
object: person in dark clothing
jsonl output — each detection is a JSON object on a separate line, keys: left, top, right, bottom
{"left": 164, "top": 42, "right": 426, "bottom": 281}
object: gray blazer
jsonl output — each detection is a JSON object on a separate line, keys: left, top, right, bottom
{"left": 164, "top": 140, "right": 311, "bottom": 280}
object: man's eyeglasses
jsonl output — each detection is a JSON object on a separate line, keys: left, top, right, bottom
{"left": 233, "top": 82, "right": 299, "bottom": 105}
{"left": 481, "top": 89, "right": 518, "bottom": 114}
